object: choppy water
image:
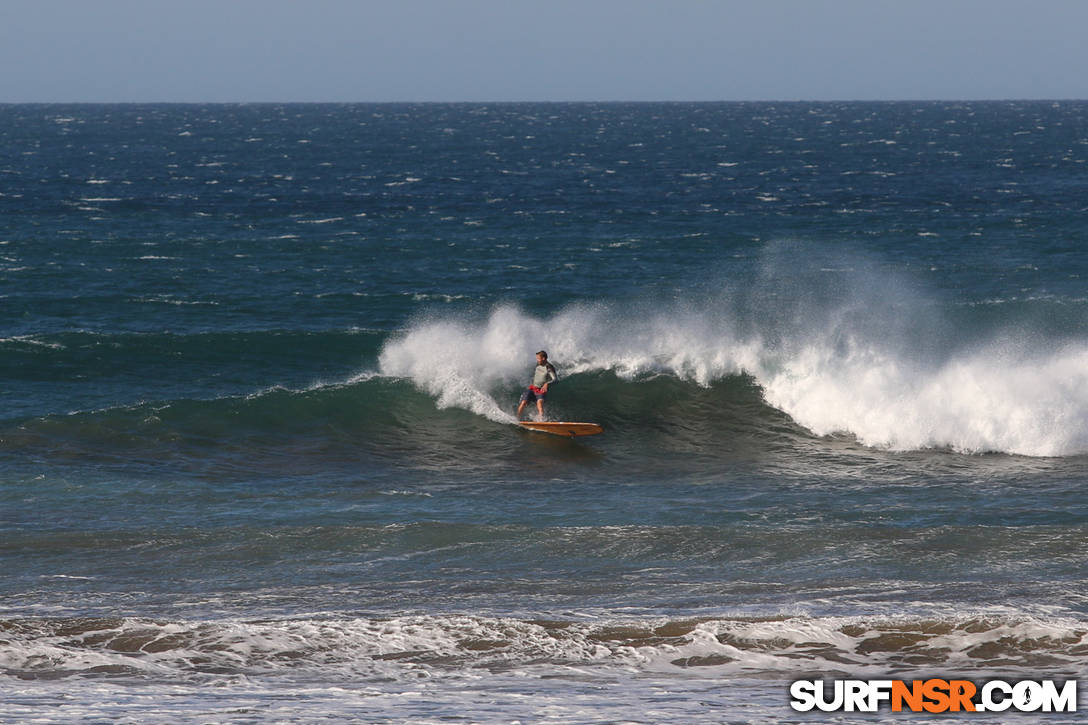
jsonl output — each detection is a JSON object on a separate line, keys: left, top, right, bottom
{"left": 2, "top": 102, "right": 1087, "bottom": 722}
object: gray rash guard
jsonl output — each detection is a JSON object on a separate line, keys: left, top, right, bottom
{"left": 531, "top": 363, "right": 557, "bottom": 389}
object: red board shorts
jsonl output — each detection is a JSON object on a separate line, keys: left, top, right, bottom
{"left": 520, "top": 385, "right": 546, "bottom": 404}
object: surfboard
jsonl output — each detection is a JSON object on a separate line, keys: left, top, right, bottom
{"left": 518, "top": 421, "right": 603, "bottom": 438}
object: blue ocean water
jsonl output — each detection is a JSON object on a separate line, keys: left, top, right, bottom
{"left": 1, "top": 102, "right": 1087, "bottom": 722}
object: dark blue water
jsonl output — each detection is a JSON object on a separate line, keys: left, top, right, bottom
{"left": 2, "top": 102, "right": 1086, "bottom": 722}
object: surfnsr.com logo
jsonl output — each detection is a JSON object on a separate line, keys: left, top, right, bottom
{"left": 790, "top": 679, "right": 1078, "bottom": 713}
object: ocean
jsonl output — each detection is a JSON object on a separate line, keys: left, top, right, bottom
{"left": 1, "top": 101, "right": 1086, "bottom": 722}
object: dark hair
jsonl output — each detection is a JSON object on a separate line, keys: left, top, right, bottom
{"left": 536, "top": 350, "right": 548, "bottom": 359}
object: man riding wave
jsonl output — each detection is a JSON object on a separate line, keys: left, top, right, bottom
{"left": 516, "top": 350, "right": 557, "bottom": 420}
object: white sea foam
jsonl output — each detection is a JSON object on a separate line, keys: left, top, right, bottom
{"left": 0, "top": 335, "right": 65, "bottom": 350}
{"left": 296, "top": 217, "right": 344, "bottom": 224}
{"left": 378, "top": 308, "right": 530, "bottom": 423}
{"left": 3, "top": 613, "right": 1082, "bottom": 682}
{"left": 1, "top": 613, "right": 1083, "bottom": 725}
{"left": 378, "top": 254, "right": 1088, "bottom": 457}
{"left": 765, "top": 339, "right": 1088, "bottom": 456}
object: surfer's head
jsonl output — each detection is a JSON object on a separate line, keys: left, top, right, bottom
{"left": 536, "top": 350, "right": 548, "bottom": 362}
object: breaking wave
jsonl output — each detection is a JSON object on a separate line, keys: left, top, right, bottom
{"left": 378, "top": 251, "right": 1088, "bottom": 458}
{"left": 3, "top": 614, "right": 1085, "bottom": 682}
{"left": 3, "top": 252, "right": 1086, "bottom": 460}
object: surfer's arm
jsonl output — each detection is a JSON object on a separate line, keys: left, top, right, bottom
{"left": 543, "top": 364, "right": 558, "bottom": 390}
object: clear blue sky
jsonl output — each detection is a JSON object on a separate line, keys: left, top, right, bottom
{"left": 3, "top": 0, "right": 1087, "bottom": 102}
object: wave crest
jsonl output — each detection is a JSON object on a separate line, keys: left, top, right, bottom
{"left": 378, "top": 266, "right": 1088, "bottom": 457}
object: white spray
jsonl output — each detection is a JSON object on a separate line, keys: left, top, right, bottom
{"left": 378, "top": 251, "right": 1088, "bottom": 457}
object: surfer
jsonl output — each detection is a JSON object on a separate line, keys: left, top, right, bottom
{"left": 516, "top": 350, "right": 558, "bottom": 421}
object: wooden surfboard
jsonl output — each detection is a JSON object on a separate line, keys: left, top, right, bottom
{"left": 518, "top": 421, "right": 603, "bottom": 438}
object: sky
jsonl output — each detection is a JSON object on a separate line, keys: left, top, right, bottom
{"left": 2, "top": 0, "right": 1087, "bottom": 103}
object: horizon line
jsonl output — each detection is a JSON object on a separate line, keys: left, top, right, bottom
{"left": 2, "top": 97, "right": 1086, "bottom": 105}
